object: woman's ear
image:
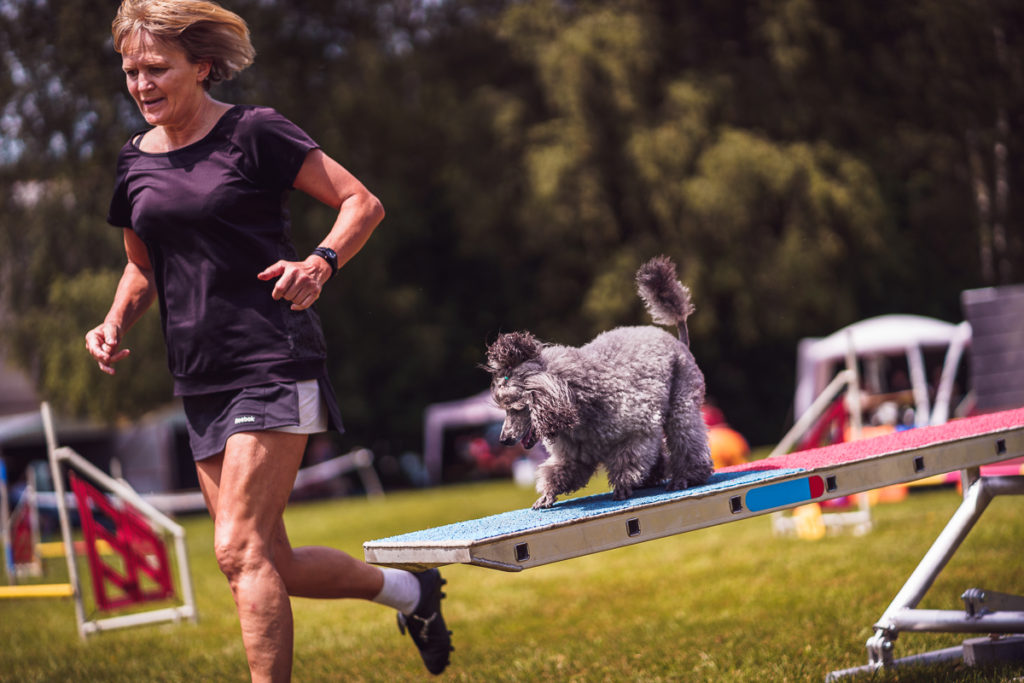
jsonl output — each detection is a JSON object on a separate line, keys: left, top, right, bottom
{"left": 195, "top": 59, "right": 212, "bottom": 84}
{"left": 526, "top": 372, "right": 578, "bottom": 437}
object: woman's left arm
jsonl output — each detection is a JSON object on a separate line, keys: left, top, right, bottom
{"left": 258, "top": 148, "right": 385, "bottom": 311}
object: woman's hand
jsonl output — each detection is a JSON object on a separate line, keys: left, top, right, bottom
{"left": 85, "top": 322, "right": 130, "bottom": 375}
{"left": 258, "top": 257, "right": 330, "bottom": 311}
{"left": 85, "top": 230, "right": 156, "bottom": 376}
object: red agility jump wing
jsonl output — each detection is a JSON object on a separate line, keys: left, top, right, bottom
{"left": 69, "top": 472, "right": 175, "bottom": 611}
{"left": 12, "top": 502, "right": 35, "bottom": 565}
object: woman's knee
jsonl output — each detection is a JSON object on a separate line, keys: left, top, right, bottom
{"left": 213, "top": 520, "right": 273, "bottom": 583}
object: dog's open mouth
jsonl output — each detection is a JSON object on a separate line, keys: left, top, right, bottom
{"left": 521, "top": 423, "right": 539, "bottom": 449}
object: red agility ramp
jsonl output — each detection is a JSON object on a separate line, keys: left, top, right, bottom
{"left": 729, "top": 407, "right": 1023, "bottom": 476}
{"left": 70, "top": 473, "right": 175, "bottom": 611}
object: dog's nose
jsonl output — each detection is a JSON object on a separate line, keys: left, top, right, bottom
{"left": 499, "top": 436, "right": 517, "bottom": 446}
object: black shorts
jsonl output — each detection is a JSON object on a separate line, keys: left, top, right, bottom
{"left": 182, "top": 377, "right": 344, "bottom": 461}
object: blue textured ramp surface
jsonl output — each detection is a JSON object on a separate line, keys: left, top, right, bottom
{"left": 373, "top": 468, "right": 803, "bottom": 544}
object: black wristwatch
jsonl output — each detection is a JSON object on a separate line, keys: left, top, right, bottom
{"left": 311, "top": 246, "right": 338, "bottom": 277}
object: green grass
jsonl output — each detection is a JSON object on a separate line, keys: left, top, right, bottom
{"left": 2, "top": 479, "right": 1023, "bottom": 682}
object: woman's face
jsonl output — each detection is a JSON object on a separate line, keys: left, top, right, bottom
{"left": 121, "top": 31, "right": 210, "bottom": 129}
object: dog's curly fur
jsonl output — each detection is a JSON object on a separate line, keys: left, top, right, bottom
{"left": 486, "top": 256, "right": 714, "bottom": 509}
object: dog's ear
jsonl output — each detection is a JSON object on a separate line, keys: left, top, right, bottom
{"left": 486, "top": 331, "right": 541, "bottom": 374}
{"left": 525, "top": 372, "right": 579, "bottom": 437}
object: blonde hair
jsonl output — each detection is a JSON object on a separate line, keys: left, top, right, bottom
{"left": 112, "top": 0, "right": 255, "bottom": 88}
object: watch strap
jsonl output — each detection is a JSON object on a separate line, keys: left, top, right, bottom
{"left": 311, "top": 246, "right": 338, "bottom": 277}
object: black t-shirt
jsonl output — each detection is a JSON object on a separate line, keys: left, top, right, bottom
{"left": 108, "top": 105, "right": 329, "bottom": 395}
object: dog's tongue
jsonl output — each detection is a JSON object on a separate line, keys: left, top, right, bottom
{"left": 522, "top": 424, "right": 538, "bottom": 449}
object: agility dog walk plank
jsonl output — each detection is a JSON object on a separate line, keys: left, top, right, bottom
{"left": 364, "top": 407, "right": 1024, "bottom": 571}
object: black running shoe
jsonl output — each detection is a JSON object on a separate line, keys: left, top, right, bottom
{"left": 397, "top": 568, "right": 452, "bottom": 675}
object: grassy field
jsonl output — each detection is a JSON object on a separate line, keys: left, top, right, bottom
{"left": 2, "top": 476, "right": 1023, "bottom": 682}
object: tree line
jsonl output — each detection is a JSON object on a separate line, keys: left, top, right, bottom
{"left": 1, "top": 0, "right": 1021, "bottom": 453}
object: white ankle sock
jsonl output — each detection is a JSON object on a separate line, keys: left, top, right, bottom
{"left": 372, "top": 567, "right": 421, "bottom": 615}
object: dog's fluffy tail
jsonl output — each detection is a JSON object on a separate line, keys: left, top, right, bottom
{"left": 636, "top": 256, "right": 695, "bottom": 347}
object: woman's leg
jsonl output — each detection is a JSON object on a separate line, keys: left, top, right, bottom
{"left": 271, "top": 517, "right": 384, "bottom": 599}
{"left": 196, "top": 430, "right": 449, "bottom": 679}
{"left": 196, "top": 430, "right": 330, "bottom": 683}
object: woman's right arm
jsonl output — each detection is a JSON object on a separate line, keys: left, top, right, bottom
{"left": 84, "top": 228, "right": 157, "bottom": 375}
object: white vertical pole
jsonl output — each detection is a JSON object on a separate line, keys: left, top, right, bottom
{"left": 41, "top": 402, "right": 88, "bottom": 639}
{"left": 930, "top": 321, "right": 971, "bottom": 425}
{"left": 845, "top": 331, "right": 863, "bottom": 440}
{"left": 173, "top": 530, "right": 198, "bottom": 623}
{"left": 907, "top": 344, "right": 931, "bottom": 428}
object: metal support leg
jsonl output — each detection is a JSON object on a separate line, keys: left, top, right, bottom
{"left": 829, "top": 473, "right": 1024, "bottom": 680}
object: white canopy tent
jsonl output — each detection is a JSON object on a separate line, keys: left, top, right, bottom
{"left": 794, "top": 314, "right": 972, "bottom": 428}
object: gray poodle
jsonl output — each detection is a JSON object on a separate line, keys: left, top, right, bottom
{"left": 486, "top": 256, "right": 713, "bottom": 509}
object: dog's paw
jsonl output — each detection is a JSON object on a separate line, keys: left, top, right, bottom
{"left": 664, "top": 479, "right": 689, "bottom": 492}
{"left": 532, "top": 495, "right": 556, "bottom": 510}
{"left": 611, "top": 486, "right": 634, "bottom": 501}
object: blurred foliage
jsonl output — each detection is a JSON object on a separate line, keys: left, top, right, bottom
{"left": 1, "top": 0, "right": 1022, "bottom": 449}
{"left": 17, "top": 270, "right": 171, "bottom": 420}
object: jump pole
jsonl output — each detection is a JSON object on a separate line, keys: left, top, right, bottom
{"left": 0, "top": 583, "right": 75, "bottom": 598}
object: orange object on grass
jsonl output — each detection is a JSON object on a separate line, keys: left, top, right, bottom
{"left": 708, "top": 425, "right": 750, "bottom": 469}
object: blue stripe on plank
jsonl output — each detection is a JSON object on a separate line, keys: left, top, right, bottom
{"left": 745, "top": 476, "right": 824, "bottom": 512}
